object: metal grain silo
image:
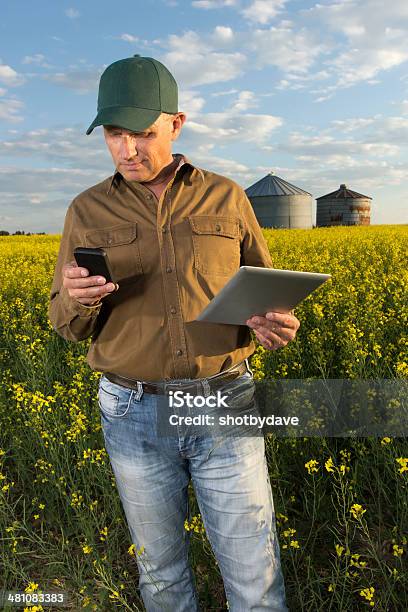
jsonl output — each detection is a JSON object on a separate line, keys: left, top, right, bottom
{"left": 316, "top": 184, "right": 372, "bottom": 226}
{"left": 245, "top": 172, "right": 313, "bottom": 229}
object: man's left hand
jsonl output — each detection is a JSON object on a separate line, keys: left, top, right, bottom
{"left": 245, "top": 311, "right": 300, "bottom": 350}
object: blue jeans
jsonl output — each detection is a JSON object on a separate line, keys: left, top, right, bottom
{"left": 98, "top": 362, "right": 288, "bottom": 612}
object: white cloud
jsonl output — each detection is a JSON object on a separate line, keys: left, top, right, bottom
{"left": 120, "top": 33, "right": 139, "bottom": 43}
{"left": 210, "top": 25, "right": 235, "bottom": 45}
{"left": 304, "top": 0, "right": 408, "bottom": 89}
{"left": 247, "top": 26, "right": 328, "bottom": 74}
{"left": 0, "top": 62, "right": 25, "bottom": 87}
{"left": 178, "top": 90, "right": 206, "bottom": 117}
{"left": 192, "top": 0, "right": 237, "bottom": 9}
{"left": 0, "top": 127, "right": 108, "bottom": 167}
{"left": 399, "top": 99, "right": 408, "bottom": 114}
{"left": 65, "top": 8, "right": 80, "bottom": 18}
{"left": 330, "top": 47, "right": 408, "bottom": 87}
{"left": 210, "top": 89, "right": 239, "bottom": 97}
{"left": 184, "top": 110, "right": 282, "bottom": 144}
{"left": 162, "top": 31, "right": 246, "bottom": 86}
{"left": 41, "top": 69, "right": 102, "bottom": 94}
{"left": 241, "top": 0, "right": 287, "bottom": 25}
{"left": 229, "top": 90, "right": 258, "bottom": 112}
{"left": 330, "top": 117, "right": 379, "bottom": 133}
{"left": 21, "top": 54, "right": 51, "bottom": 68}
{"left": 0, "top": 97, "right": 24, "bottom": 123}
{"left": 0, "top": 166, "right": 106, "bottom": 194}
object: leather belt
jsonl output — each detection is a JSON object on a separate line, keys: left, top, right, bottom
{"left": 104, "top": 361, "right": 248, "bottom": 395}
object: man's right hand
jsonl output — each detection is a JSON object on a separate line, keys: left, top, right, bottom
{"left": 62, "top": 260, "right": 119, "bottom": 306}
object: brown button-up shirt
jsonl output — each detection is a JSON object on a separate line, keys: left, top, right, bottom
{"left": 48, "top": 153, "right": 273, "bottom": 381}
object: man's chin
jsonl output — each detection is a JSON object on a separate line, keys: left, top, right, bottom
{"left": 121, "top": 167, "right": 150, "bottom": 181}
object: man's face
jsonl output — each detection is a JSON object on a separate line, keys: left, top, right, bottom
{"left": 103, "top": 113, "right": 186, "bottom": 183}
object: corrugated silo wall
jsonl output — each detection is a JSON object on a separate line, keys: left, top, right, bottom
{"left": 316, "top": 197, "right": 371, "bottom": 226}
{"left": 249, "top": 195, "right": 313, "bottom": 228}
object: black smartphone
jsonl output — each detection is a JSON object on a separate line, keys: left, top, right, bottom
{"left": 73, "top": 247, "right": 115, "bottom": 284}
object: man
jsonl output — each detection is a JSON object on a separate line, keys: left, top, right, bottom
{"left": 48, "top": 55, "right": 300, "bottom": 611}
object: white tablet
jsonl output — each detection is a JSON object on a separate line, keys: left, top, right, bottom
{"left": 196, "top": 266, "right": 331, "bottom": 325}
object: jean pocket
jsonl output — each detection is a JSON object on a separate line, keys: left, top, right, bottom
{"left": 217, "top": 372, "right": 256, "bottom": 410}
{"left": 98, "top": 377, "right": 132, "bottom": 418}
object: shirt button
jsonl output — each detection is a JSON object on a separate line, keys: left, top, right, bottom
{"left": 215, "top": 224, "right": 221, "bottom": 231}
{"left": 162, "top": 227, "right": 167, "bottom": 233}
{"left": 170, "top": 306, "right": 176, "bottom": 314}
{"left": 107, "top": 238, "right": 112, "bottom": 244}
{"left": 166, "top": 266, "right": 172, "bottom": 273}
{"left": 146, "top": 194, "right": 153, "bottom": 200}
{"left": 176, "top": 349, "right": 183, "bottom": 356}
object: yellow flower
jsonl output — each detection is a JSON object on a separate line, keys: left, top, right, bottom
{"left": 128, "top": 544, "right": 135, "bottom": 556}
{"left": 82, "top": 545, "right": 93, "bottom": 554}
{"left": 184, "top": 514, "right": 205, "bottom": 534}
{"left": 350, "top": 503, "right": 366, "bottom": 520}
{"left": 393, "top": 544, "right": 403, "bottom": 557}
{"left": 360, "top": 586, "right": 375, "bottom": 605}
{"left": 396, "top": 458, "right": 408, "bottom": 474}
{"left": 99, "top": 526, "right": 108, "bottom": 541}
{"left": 335, "top": 544, "right": 344, "bottom": 557}
{"left": 282, "top": 528, "right": 296, "bottom": 538}
{"left": 276, "top": 513, "right": 288, "bottom": 525}
{"left": 381, "top": 437, "right": 391, "bottom": 445}
{"left": 290, "top": 540, "right": 300, "bottom": 549}
{"left": 325, "top": 457, "right": 335, "bottom": 472}
{"left": 305, "top": 459, "right": 319, "bottom": 474}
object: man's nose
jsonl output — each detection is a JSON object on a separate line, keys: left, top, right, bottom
{"left": 120, "top": 135, "right": 138, "bottom": 159}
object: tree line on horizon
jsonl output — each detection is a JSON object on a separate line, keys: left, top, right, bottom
{"left": 0, "top": 230, "right": 47, "bottom": 236}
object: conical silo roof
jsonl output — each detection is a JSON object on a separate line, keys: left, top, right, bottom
{"left": 245, "top": 171, "right": 312, "bottom": 197}
{"left": 316, "top": 184, "right": 372, "bottom": 200}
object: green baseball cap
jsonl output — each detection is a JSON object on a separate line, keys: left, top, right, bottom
{"left": 86, "top": 54, "right": 178, "bottom": 135}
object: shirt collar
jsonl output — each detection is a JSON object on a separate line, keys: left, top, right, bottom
{"left": 106, "top": 153, "right": 205, "bottom": 196}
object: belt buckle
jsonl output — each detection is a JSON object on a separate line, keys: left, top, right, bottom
{"left": 163, "top": 380, "right": 185, "bottom": 394}
{"left": 164, "top": 379, "right": 202, "bottom": 396}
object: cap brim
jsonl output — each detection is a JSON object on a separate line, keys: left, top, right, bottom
{"left": 85, "top": 107, "right": 162, "bottom": 135}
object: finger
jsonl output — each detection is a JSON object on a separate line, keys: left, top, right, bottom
{"left": 65, "top": 274, "right": 108, "bottom": 288}
{"left": 254, "top": 329, "right": 274, "bottom": 350}
{"left": 251, "top": 320, "right": 293, "bottom": 343}
{"left": 265, "top": 312, "right": 299, "bottom": 329}
{"left": 256, "top": 327, "right": 287, "bottom": 348}
{"left": 69, "top": 282, "right": 117, "bottom": 300}
{"left": 64, "top": 265, "right": 92, "bottom": 279}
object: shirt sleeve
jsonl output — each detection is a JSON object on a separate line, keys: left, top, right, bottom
{"left": 239, "top": 191, "right": 273, "bottom": 268}
{"left": 47, "top": 202, "right": 103, "bottom": 342}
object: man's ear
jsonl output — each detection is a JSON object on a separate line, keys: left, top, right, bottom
{"left": 171, "top": 113, "right": 187, "bottom": 141}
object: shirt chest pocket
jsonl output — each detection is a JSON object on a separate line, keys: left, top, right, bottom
{"left": 188, "top": 216, "right": 241, "bottom": 276}
{"left": 84, "top": 222, "right": 143, "bottom": 285}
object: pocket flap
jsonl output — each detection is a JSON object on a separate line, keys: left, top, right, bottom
{"left": 188, "top": 216, "right": 239, "bottom": 238}
{"left": 85, "top": 223, "right": 138, "bottom": 247}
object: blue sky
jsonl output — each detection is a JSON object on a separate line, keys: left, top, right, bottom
{"left": 1, "top": 0, "right": 408, "bottom": 232}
